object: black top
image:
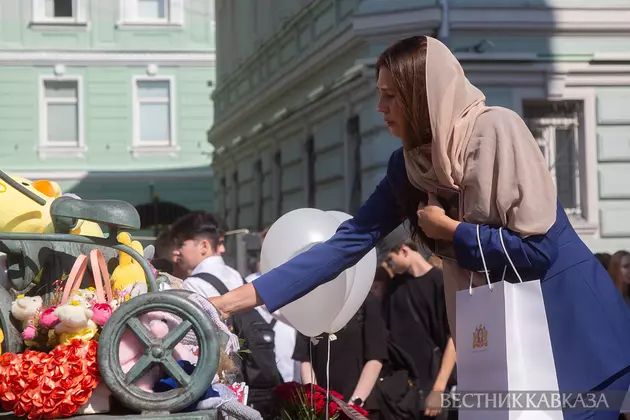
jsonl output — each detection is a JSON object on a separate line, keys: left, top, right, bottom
{"left": 383, "top": 267, "right": 451, "bottom": 389}
{"left": 293, "top": 293, "right": 388, "bottom": 400}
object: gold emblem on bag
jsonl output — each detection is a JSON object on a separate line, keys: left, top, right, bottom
{"left": 472, "top": 324, "right": 488, "bottom": 348}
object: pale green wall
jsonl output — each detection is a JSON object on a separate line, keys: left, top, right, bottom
{"left": 0, "top": 0, "right": 216, "bottom": 218}
{"left": 0, "top": 0, "right": 215, "bottom": 50}
{"left": 0, "top": 66, "right": 214, "bottom": 171}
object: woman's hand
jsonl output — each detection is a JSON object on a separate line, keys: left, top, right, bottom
{"left": 207, "top": 283, "right": 263, "bottom": 319}
{"left": 208, "top": 297, "right": 230, "bottom": 320}
{"left": 417, "top": 205, "right": 460, "bottom": 241}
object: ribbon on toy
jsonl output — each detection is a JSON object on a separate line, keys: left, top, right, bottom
{"left": 184, "top": 294, "right": 240, "bottom": 355}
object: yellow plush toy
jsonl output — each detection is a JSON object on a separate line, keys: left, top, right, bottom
{"left": 0, "top": 175, "right": 57, "bottom": 233}
{"left": 111, "top": 232, "right": 148, "bottom": 304}
{"left": 0, "top": 327, "right": 4, "bottom": 355}
{"left": 0, "top": 174, "right": 103, "bottom": 237}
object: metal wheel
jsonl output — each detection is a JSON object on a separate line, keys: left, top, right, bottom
{"left": 98, "top": 291, "right": 219, "bottom": 413}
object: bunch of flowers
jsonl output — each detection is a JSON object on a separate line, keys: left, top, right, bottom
{"left": 273, "top": 382, "right": 369, "bottom": 420}
{"left": 0, "top": 339, "right": 100, "bottom": 419}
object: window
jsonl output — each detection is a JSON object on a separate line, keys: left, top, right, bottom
{"left": 119, "top": 0, "right": 184, "bottom": 25}
{"left": 254, "top": 159, "right": 264, "bottom": 230}
{"left": 32, "top": 0, "right": 87, "bottom": 24}
{"left": 523, "top": 100, "right": 583, "bottom": 216}
{"left": 133, "top": 78, "right": 175, "bottom": 147}
{"left": 273, "top": 150, "right": 283, "bottom": 218}
{"left": 138, "top": 0, "right": 167, "bottom": 20}
{"left": 47, "top": 0, "right": 73, "bottom": 18}
{"left": 305, "top": 136, "right": 315, "bottom": 207}
{"left": 40, "top": 79, "right": 83, "bottom": 149}
{"left": 346, "top": 115, "right": 362, "bottom": 214}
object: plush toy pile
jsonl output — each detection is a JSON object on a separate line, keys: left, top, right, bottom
{"left": 1, "top": 238, "right": 262, "bottom": 419}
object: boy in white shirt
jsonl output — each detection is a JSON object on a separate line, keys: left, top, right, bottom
{"left": 169, "top": 211, "right": 242, "bottom": 298}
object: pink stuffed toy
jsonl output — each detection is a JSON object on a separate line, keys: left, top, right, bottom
{"left": 39, "top": 306, "right": 60, "bottom": 329}
{"left": 118, "top": 311, "right": 196, "bottom": 392}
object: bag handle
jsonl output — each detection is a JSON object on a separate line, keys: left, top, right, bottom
{"left": 469, "top": 225, "right": 492, "bottom": 294}
{"left": 468, "top": 226, "right": 524, "bottom": 295}
{"left": 498, "top": 228, "right": 524, "bottom": 284}
{"left": 60, "top": 254, "right": 89, "bottom": 305}
{"left": 90, "top": 249, "right": 113, "bottom": 303}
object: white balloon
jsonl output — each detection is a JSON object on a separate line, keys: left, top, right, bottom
{"left": 328, "top": 247, "right": 377, "bottom": 333}
{"left": 260, "top": 208, "right": 347, "bottom": 337}
{"left": 325, "top": 211, "right": 356, "bottom": 302}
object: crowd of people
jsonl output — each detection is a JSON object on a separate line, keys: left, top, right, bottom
{"left": 150, "top": 210, "right": 461, "bottom": 419}
{"left": 144, "top": 35, "right": 630, "bottom": 417}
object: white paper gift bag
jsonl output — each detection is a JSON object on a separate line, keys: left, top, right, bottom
{"left": 455, "top": 226, "right": 563, "bottom": 420}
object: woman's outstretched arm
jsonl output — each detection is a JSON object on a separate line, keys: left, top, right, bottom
{"left": 211, "top": 150, "right": 406, "bottom": 315}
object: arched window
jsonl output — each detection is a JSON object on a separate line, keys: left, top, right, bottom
{"left": 135, "top": 201, "right": 191, "bottom": 230}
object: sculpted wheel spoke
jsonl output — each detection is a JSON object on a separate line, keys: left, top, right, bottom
{"left": 162, "top": 320, "right": 192, "bottom": 350}
{"left": 126, "top": 317, "right": 154, "bottom": 347}
{"left": 161, "top": 355, "right": 191, "bottom": 388}
{"left": 125, "top": 355, "right": 154, "bottom": 385}
{"left": 100, "top": 291, "right": 219, "bottom": 413}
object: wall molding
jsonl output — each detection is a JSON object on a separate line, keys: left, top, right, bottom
{"left": 0, "top": 51, "right": 216, "bottom": 66}
{"left": 208, "top": 26, "right": 362, "bottom": 146}
{"left": 12, "top": 168, "right": 213, "bottom": 181}
{"left": 212, "top": 65, "right": 371, "bottom": 161}
{"left": 353, "top": 5, "right": 630, "bottom": 37}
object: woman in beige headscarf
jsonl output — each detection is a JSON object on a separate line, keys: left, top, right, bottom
{"left": 209, "top": 36, "right": 630, "bottom": 419}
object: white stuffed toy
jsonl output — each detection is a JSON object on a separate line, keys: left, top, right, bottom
{"left": 53, "top": 302, "right": 99, "bottom": 345}
{"left": 11, "top": 295, "right": 45, "bottom": 342}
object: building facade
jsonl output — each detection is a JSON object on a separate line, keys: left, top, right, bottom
{"left": 0, "top": 0, "right": 216, "bottom": 236}
{"left": 209, "top": 0, "right": 630, "bottom": 253}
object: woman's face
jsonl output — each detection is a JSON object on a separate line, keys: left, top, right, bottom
{"left": 377, "top": 68, "right": 405, "bottom": 139}
{"left": 620, "top": 255, "right": 630, "bottom": 284}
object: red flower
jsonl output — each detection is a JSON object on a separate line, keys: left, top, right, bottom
{"left": 273, "top": 381, "right": 302, "bottom": 400}
{"left": 70, "top": 388, "right": 92, "bottom": 407}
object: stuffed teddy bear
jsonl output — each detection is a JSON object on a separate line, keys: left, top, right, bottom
{"left": 119, "top": 311, "right": 196, "bottom": 392}
{"left": 10, "top": 295, "right": 45, "bottom": 342}
{"left": 52, "top": 302, "right": 99, "bottom": 346}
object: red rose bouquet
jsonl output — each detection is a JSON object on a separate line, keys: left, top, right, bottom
{"left": 0, "top": 339, "right": 100, "bottom": 419}
{"left": 274, "top": 382, "right": 369, "bottom": 420}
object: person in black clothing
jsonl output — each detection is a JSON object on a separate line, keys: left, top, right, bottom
{"left": 293, "top": 292, "right": 388, "bottom": 417}
{"left": 377, "top": 224, "right": 457, "bottom": 419}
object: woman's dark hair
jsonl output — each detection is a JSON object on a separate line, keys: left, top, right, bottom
{"left": 608, "top": 250, "right": 630, "bottom": 304}
{"left": 376, "top": 35, "right": 434, "bottom": 247}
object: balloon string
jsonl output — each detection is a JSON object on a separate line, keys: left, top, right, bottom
{"left": 325, "top": 333, "right": 336, "bottom": 419}
{"left": 309, "top": 340, "right": 314, "bottom": 410}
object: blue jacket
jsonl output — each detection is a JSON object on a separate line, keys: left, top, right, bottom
{"left": 253, "top": 147, "right": 630, "bottom": 393}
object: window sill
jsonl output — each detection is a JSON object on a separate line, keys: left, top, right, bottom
{"left": 568, "top": 215, "right": 599, "bottom": 236}
{"left": 129, "top": 144, "right": 180, "bottom": 158}
{"left": 37, "top": 145, "right": 87, "bottom": 160}
{"left": 115, "top": 21, "right": 183, "bottom": 30}
{"left": 29, "top": 20, "right": 89, "bottom": 29}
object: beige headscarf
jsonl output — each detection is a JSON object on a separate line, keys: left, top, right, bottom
{"left": 403, "top": 36, "right": 557, "bottom": 340}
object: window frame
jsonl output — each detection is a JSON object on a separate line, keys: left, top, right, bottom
{"left": 526, "top": 112, "right": 582, "bottom": 216}
{"left": 117, "top": 0, "right": 184, "bottom": 27}
{"left": 31, "top": 0, "right": 88, "bottom": 26}
{"left": 38, "top": 75, "right": 86, "bottom": 158}
{"left": 131, "top": 75, "right": 177, "bottom": 150}
{"left": 513, "top": 87, "right": 599, "bottom": 236}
